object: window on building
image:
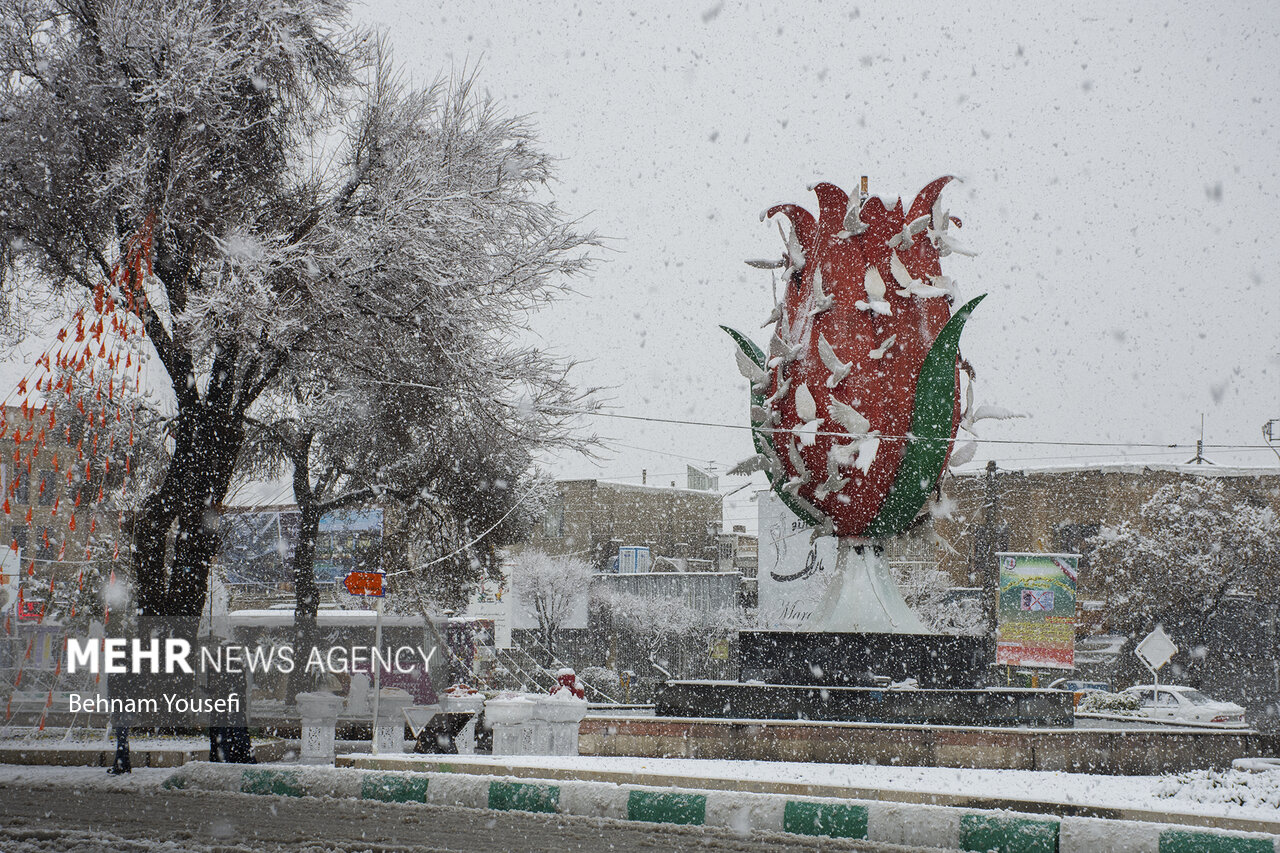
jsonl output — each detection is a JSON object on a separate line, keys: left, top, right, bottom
{"left": 10, "top": 526, "right": 27, "bottom": 555}
{"left": 35, "top": 527, "right": 56, "bottom": 562}
{"left": 38, "top": 470, "right": 57, "bottom": 506}
{"left": 541, "top": 495, "right": 564, "bottom": 538}
{"left": 1053, "top": 523, "right": 1101, "bottom": 570}
{"left": 13, "top": 471, "right": 28, "bottom": 505}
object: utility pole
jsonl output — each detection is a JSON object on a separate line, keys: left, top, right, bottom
{"left": 1264, "top": 419, "right": 1280, "bottom": 464}
{"left": 976, "top": 460, "right": 1002, "bottom": 636}
{"left": 1185, "top": 414, "right": 1215, "bottom": 465}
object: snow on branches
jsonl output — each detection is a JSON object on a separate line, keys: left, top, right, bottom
{"left": 511, "top": 549, "right": 592, "bottom": 661}
{"left": 0, "top": 0, "right": 598, "bottom": 638}
{"left": 1088, "top": 477, "right": 1280, "bottom": 635}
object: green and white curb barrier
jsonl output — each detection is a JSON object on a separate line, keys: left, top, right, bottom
{"left": 164, "top": 763, "right": 1280, "bottom": 852}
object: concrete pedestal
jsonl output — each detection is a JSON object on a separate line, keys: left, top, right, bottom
{"left": 296, "top": 691, "right": 345, "bottom": 765}
{"left": 372, "top": 688, "right": 414, "bottom": 755}
{"left": 485, "top": 696, "right": 536, "bottom": 755}
{"left": 535, "top": 694, "right": 588, "bottom": 756}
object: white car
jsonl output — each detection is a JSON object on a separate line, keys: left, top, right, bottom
{"left": 1121, "top": 685, "right": 1247, "bottom": 727}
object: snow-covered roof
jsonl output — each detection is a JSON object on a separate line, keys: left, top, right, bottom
{"left": 228, "top": 609, "right": 426, "bottom": 628}
{"left": 951, "top": 462, "right": 1280, "bottom": 479}
{"left": 223, "top": 474, "right": 297, "bottom": 510}
{"left": 564, "top": 478, "right": 723, "bottom": 499}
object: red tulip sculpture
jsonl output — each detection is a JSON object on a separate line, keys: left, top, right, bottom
{"left": 725, "top": 177, "right": 983, "bottom": 632}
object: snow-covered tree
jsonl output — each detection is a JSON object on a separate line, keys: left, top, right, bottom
{"left": 592, "top": 585, "right": 744, "bottom": 680}
{"left": 0, "top": 3, "right": 594, "bottom": 640}
{"left": 237, "top": 61, "right": 596, "bottom": 679}
{"left": 1087, "top": 478, "right": 1280, "bottom": 643}
{"left": 0, "top": 0, "right": 357, "bottom": 638}
{"left": 512, "top": 549, "right": 591, "bottom": 662}
{"left": 890, "top": 561, "right": 985, "bottom": 636}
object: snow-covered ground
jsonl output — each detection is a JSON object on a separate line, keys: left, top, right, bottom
{"left": 3, "top": 751, "right": 1279, "bottom": 827}
{"left": 1155, "top": 767, "right": 1280, "bottom": 812}
{"left": 0, "top": 763, "right": 172, "bottom": 791}
{"left": 0, "top": 732, "right": 210, "bottom": 752}
{"left": 346, "top": 753, "right": 1280, "bottom": 824}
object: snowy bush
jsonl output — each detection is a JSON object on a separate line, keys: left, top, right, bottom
{"left": 577, "top": 665, "right": 621, "bottom": 691}
{"left": 1155, "top": 768, "right": 1280, "bottom": 810}
{"left": 591, "top": 585, "right": 743, "bottom": 683}
{"left": 1076, "top": 691, "right": 1143, "bottom": 715}
{"left": 890, "top": 562, "right": 985, "bottom": 635}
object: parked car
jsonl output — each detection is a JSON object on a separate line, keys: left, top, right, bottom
{"left": 1120, "top": 685, "right": 1247, "bottom": 727}
{"left": 1047, "top": 678, "right": 1112, "bottom": 708}
{"left": 1048, "top": 678, "right": 1111, "bottom": 693}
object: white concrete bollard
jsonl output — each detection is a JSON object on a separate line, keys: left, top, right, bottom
{"left": 484, "top": 695, "right": 537, "bottom": 755}
{"left": 296, "top": 691, "right": 346, "bottom": 765}
{"left": 536, "top": 692, "right": 588, "bottom": 756}
{"left": 372, "top": 688, "right": 414, "bottom": 754}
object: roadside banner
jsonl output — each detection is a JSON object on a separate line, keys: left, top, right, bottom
{"left": 995, "top": 552, "right": 1079, "bottom": 669}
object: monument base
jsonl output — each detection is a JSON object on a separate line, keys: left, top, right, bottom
{"left": 740, "top": 630, "right": 989, "bottom": 689}
{"left": 658, "top": 630, "right": 1060, "bottom": 726}
{"left": 654, "top": 680, "right": 1074, "bottom": 728}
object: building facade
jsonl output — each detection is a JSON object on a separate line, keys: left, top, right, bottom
{"left": 524, "top": 479, "right": 724, "bottom": 571}
{"left": 932, "top": 462, "right": 1280, "bottom": 611}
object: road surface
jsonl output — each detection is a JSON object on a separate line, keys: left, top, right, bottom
{"left": 0, "top": 780, "right": 952, "bottom": 852}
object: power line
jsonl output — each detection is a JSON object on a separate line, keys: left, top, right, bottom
{"left": 550, "top": 406, "right": 1274, "bottom": 451}
{"left": 604, "top": 439, "right": 719, "bottom": 467}
{"left": 356, "top": 376, "right": 1273, "bottom": 454}
{"left": 387, "top": 484, "right": 543, "bottom": 578}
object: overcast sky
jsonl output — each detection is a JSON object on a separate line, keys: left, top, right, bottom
{"left": 4, "top": 2, "right": 1276, "bottom": 534}
{"left": 354, "top": 0, "right": 1280, "bottom": 530}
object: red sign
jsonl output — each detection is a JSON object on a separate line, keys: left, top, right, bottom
{"left": 343, "top": 571, "right": 384, "bottom": 597}
{"left": 17, "top": 600, "right": 41, "bottom": 622}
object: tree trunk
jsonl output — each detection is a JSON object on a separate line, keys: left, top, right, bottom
{"left": 542, "top": 623, "right": 556, "bottom": 667}
{"left": 288, "top": 441, "right": 322, "bottom": 702}
{"left": 132, "top": 396, "right": 244, "bottom": 642}
{"left": 534, "top": 598, "right": 556, "bottom": 667}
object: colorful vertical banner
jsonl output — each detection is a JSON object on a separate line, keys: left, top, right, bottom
{"left": 995, "top": 552, "right": 1079, "bottom": 669}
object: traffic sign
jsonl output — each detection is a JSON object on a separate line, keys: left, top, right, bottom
{"left": 1135, "top": 624, "right": 1178, "bottom": 673}
{"left": 343, "top": 571, "right": 384, "bottom": 597}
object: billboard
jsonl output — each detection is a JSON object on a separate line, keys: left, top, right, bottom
{"left": 466, "top": 564, "right": 513, "bottom": 649}
{"left": 995, "top": 552, "right": 1079, "bottom": 669}
{"left": 218, "top": 508, "right": 383, "bottom": 587}
{"left": 314, "top": 510, "right": 383, "bottom": 584}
